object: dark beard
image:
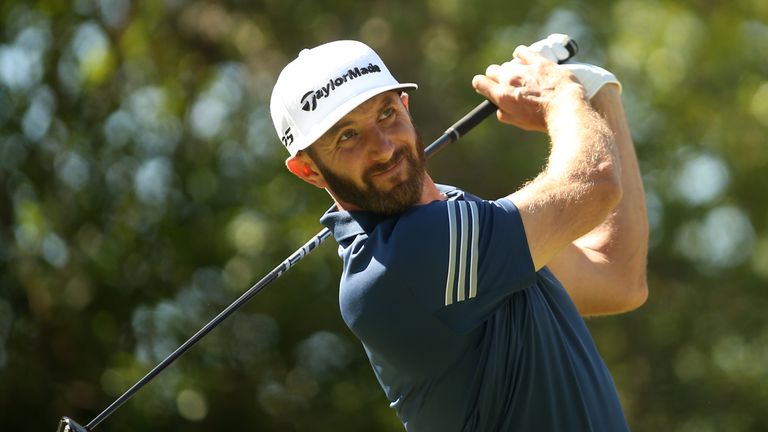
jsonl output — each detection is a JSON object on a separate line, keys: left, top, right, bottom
{"left": 311, "top": 134, "right": 426, "bottom": 216}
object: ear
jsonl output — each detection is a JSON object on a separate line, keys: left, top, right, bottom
{"left": 400, "top": 92, "right": 410, "bottom": 110}
{"left": 285, "top": 153, "right": 327, "bottom": 188}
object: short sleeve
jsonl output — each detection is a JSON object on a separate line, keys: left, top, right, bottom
{"left": 392, "top": 197, "right": 537, "bottom": 332}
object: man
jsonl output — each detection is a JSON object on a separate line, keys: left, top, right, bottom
{"left": 270, "top": 36, "right": 648, "bottom": 431}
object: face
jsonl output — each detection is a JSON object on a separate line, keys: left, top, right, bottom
{"left": 304, "top": 92, "right": 427, "bottom": 216}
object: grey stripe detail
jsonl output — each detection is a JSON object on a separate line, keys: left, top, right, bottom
{"left": 445, "top": 202, "right": 457, "bottom": 306}
{"left": 457, "top": 202, "right": 469, "bottom": 302}
{"left": 469, "top": 202, "right": 479, "bottom": 299}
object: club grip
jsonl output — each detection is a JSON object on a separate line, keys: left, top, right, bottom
{"left": 445, "top": 100, "right": 498, "bottom": 140}
{"left": 443, "top": 37, "right": 578, "bottom": 141}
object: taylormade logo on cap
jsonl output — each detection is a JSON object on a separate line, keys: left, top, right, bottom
{"left": 300, "top": 63, "right": 383, "bottom": 112}
{"left": 270, "top": 40, "right": 417, "bottom": 156}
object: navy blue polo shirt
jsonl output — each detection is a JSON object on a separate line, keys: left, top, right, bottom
{"left": 320, "top": 185, "right": 629, "bottom": 432}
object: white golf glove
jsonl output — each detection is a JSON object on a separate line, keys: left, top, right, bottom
{"left": 561, "top": 62, "right": 622, "bottom": 99}
{"left": 528, "top": 33, "right": 573, "bottom": 63}
{"left": 529, "top": 33, "right": 622, "bottom": 99}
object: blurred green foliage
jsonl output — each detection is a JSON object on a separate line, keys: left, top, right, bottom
{"left": 1, "top": 0, "right": 768, "bottom": 431}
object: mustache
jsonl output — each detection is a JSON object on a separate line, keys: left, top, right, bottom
{"left": 365, "top": 146, "right": 410, "bottom": 177}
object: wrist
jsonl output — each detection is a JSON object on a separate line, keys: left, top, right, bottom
{"left": 544, "top": 82, "right": 588, "bottom": 126}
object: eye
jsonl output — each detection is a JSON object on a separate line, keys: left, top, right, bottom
{"left": 379, "top": 106, "right": 395, "bottom": 121}
{"left": 338, "top": 129, "right": 357, "bottom": 143}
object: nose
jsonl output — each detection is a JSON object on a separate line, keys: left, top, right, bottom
{"left": 364, "top": 126, "right": 396, "bottom": 163}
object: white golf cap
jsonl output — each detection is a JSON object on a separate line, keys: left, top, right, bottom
{"left": 270, "top": 40, "right": 418, "bottom": 156}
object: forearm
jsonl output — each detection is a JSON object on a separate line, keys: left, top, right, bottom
{"left": 513, "top": 86, "right": 621, "bottom": 215}
{"left": 509, "top": 85, "right": 622, "bottom": 270}
{"left": 544, "top": 85, "right": 620, "bottom": 189}
{"left": 573, "top": 86, "right": 648, "bottom": 269}
{"left": 549, "top": 85, "right": 649, "bottom": 315}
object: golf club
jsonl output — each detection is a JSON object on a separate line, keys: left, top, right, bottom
{"left": 57, "top": 37, "right": 578, "bottom": 432}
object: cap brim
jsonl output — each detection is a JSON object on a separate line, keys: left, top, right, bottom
{"left": 291, "top": 83, "right": 418, "bottom": 155}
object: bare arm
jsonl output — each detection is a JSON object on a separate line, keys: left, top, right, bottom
{"left": 547, "top": 85, "right": 649, "bottom": 316}
{"left": 472, "top": 47, "right": 622, "bottom": 274}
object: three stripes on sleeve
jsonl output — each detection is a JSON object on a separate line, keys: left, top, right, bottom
{"left": 444, "top": 201, "right": 479, "bottom": 306}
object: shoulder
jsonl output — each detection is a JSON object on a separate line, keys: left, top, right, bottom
{"left": 359, "top": 197, "right": 525, "bottom": 260}
{"left": 400, "top": 194, "right": 521, "bottom": 228}
{"left": 348, "top": 196, "right": 527, "bottom": 288}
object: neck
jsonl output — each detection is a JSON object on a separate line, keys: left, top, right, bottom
{"left": 417, "top": 173, "right": 445, "bottom": 204}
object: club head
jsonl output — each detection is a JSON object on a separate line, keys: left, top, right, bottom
{"left": 57, "top": 417, "right": 89, "bottom": 432}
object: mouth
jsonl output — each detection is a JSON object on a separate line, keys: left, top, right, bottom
{"left": 370, "top": 155, "right": 405, "bottom": 178}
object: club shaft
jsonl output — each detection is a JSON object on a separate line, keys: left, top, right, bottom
{"left": 85, "top": 230, "right": 331, "bottom": 429}
{"left": 82, "top": 37, "right": 579, "bottom": 430}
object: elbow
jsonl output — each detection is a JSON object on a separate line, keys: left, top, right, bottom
{"left": 579, "top": 275, "right": 647, "bottom": 317}
{"left": 614, "top": 266, "right": 648, "bottom": 313}
{"left": 588, "top": 273, "right": 647, "bottom": 317}
{"left": 624, "top": 276, "right": 648, "bottom": 312}
{"left": 594, "top": 253, "right": 649, "bottom": 316}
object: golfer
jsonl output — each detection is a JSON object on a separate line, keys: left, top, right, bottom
{"left": 270, "top": 37, "right": 648, "bottom": 431}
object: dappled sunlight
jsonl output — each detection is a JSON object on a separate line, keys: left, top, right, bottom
{"left": 1, "top": 0, "right": 767, "bottom": 431}
{"left": 673, "top": 151, "right": 730, "bottom": 206}
{"left": 675, "top": 205, "right": 755, "bottom": 270}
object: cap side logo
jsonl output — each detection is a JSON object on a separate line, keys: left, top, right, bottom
{"left": 299, "top": 63, "right": 382, "bottom": 112}
{"left": 281, "top": 127, "right": 294, "bottom": 148}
